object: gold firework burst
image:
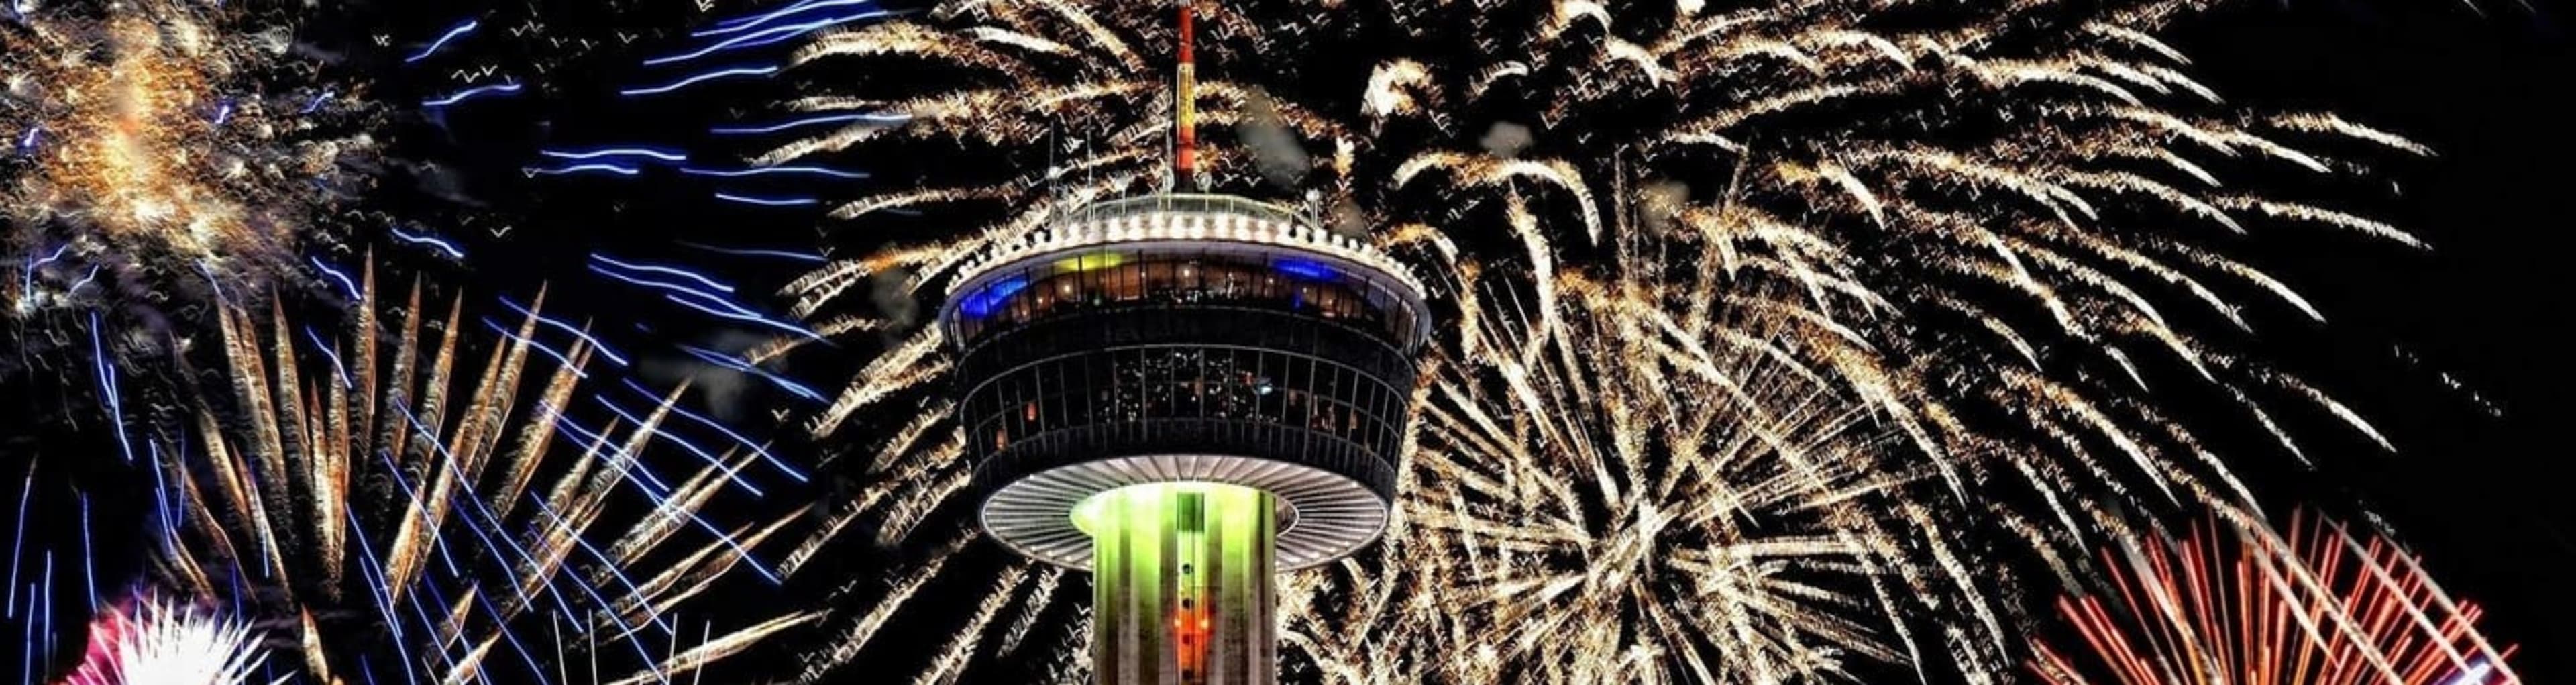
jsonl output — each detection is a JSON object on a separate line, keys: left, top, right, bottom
{"left": 150, "top": 263, "right": 814, "bottom": 684}
{"left": 5, "top": 0, "right": 370, "bottom": 317}
{"left": 1368, "top": 268, "right": 2010, "bottom": 681}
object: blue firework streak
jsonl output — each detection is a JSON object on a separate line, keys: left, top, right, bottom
{"left": 709, "top": 112, "right": 910, "bottom": 136}
{"left": 711, "top": 191, "right": 823, "bottom": 207}
{"left": 384, "top": 0, "right": 835, "bottom": 462}
{"left": 7, "top": 465, "right": 31, "bottom": 624}
{"left": 422, "top": 81, "right": 524, "bottom": 108}
{"left": 388, "top": 225, "right": 469, "bottom": 261}
{"left": 405, "top": 17, "right": 484, "bottom": 64}
{"left": 620, "top": 65, "right": 781, "bottom": 97}
{"left": 488, "top": 0, "right": 907, "bottom": 419}
{"left": 5, "top": 463, "right": 149, "bottom": 685}
{"left": 136, "top": 276, "right": 820, "bottom": 684}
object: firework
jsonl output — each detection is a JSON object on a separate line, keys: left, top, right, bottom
{"left": 690, "top": 0, "right": 2432, "bottom": 679}
{"left": 2028, "top": 513, "right": 2517, "bottom": 685}
{"left": 1358, "top": 268, "right": 2011, "bottom": 681}
{"left": 754, "top": 0, "right": 2426, "bottom": 491}
{"left": 761, "top": 237, "right": 2023, "bottom": 682}
{"left": 58, "top": 594, "right": 276, "bottom": 685}
{"left": 3, "top": 0, "right": 374, "bottom": 325}
{"left": 146, "top": 263, "right": 816, "bottom": 684}
{"left": 1267, "top": 262, "right": 2023, "bottom": 682}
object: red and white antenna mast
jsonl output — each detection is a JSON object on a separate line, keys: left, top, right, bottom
{"left": 1173, "top": 0, "right": 1203, "bottom": 191}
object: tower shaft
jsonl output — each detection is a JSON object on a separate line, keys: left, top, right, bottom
{"left": 1082, "top": 483, "right": 1277, "bottom": 685}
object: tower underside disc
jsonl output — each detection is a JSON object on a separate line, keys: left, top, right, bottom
{"left": 979, "top": 454, "right": 1388, "bottom": 570}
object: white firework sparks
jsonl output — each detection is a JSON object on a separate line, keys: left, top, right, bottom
{"left": 60, "top": 595, "right": 278, "bottom": 685}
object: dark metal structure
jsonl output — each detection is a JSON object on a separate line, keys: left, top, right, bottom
{"left": 941, "top": 193, "right": 1432, "bottom": 570}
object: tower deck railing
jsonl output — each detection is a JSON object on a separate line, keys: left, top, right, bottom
{"left": 1059, "top": 193, "right": 1306, "bottom": 227}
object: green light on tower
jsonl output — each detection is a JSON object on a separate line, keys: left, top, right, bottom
{"left": 1075, "top": 482, "right": 1279, "bottom": 684}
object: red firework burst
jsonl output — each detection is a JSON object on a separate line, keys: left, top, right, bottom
{"left": 2031, "top": 513, "right": 2518, "bottom": 685}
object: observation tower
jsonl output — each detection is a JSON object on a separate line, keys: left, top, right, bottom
{"left": 936, "top": 7, "right": 1430, "bottom": 683}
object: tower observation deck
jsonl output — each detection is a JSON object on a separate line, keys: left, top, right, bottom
{"left": 939, "top": 193, "right": 1431, "bottom": 683}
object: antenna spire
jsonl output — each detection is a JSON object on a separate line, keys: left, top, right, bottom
{"left": 1173, "top": 0, "right": 1201, "bottom": 191}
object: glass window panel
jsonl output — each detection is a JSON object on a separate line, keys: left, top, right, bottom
{"left": 1189, "top": 348, "right": 1208, "bottom": 419}
{"left": 1146, "top": 260, "right": 1175, "bottom": 299}
{"left": 1081, "top": 352, "right": 1102, "bottom": 427}
{"left": 1156, "top": 348, "right": 1178, "bottom": 419}
{"left": 1032, "top": 363, "right": 1051, "bottom": 433}
{"left": 1281, "top": 353, "right": 1310, "bottom": 397}
{"left": 1320, "top": 362, "right": 1342, "bottom": 414}
{"left": 1053, "top": 358, "right": 1073, "bottom": 433}
{"left": 1254, "top": 351, "right": 1279, "bottom": 424}
{"left": 1132, "top": 347, "right": 1152, "bottom": 421}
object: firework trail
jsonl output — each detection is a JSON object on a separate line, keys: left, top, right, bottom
{"left": 0, "top": 0, "right": 707, "bottom": 445}
{"left": 659, "top": 0, "right": 2436, "bottom": 679}
{"left": 58, "top": 594, "right": 277, "bottom": 685}
{"left": 145, "top": 263, "right": 817, "bottom": 684}
{"left": 2, "top": 3, "right": 837, "bottom": 681}
{"left": 2028, "top": 512, "right": 2518, "bottom": 685}
{"left": 753, "top": 0, "right": 2427, "bottom": 486}
{"left": 2, "top": 0, "right": 375, "bottom": 332}
{"left": 1368, "top": 268, "right": 2014, "bottom": 681}
{"left": 1258, "top": 248, "right": 2029, "bottom": 682}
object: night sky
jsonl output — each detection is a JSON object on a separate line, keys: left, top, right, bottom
{"left": 5, "top": 0, "right": 2572, "bottom": 682}
{"left": 2172, "top": 1, "right": 2576, "bottom": 678}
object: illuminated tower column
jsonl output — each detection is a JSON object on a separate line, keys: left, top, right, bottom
{"left": 940, "top": 194, "right": 1432, "bottom": 684}
{"left": 1080, "top": 483, "right": 1275, "bottom": 684}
